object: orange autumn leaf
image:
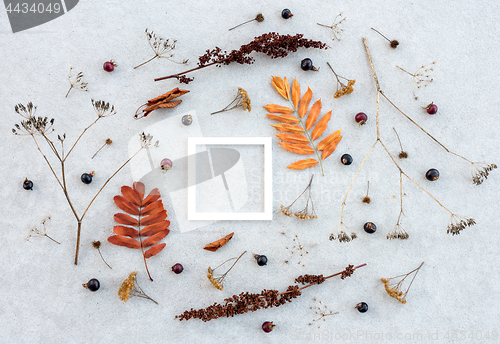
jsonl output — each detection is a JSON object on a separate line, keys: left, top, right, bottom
{"left": 114, "top": 195, "right": 140, "bottom": 216}
{"left": 142, "top": 230, "right": 169, "bottom": 247}
{"left": 144, "top": 243, "right": 166, "bottom": 259}
{"left": 271, "top": 76, "right": 289, "bottom": 100}
{"left": 311, "top": 111, "right": 332, "bottom": 140}
{"left": 266, "top": 113, "right": 300, "bottom": 124}
{"left": 298, "top": 87, "right": 313, "bottom": 118}
{"left": 141, "top": 221, "right": 171, "bottom": 237}
{"left": 113, "top": 225, "right": 139, "bottom": 238}
{"left": 263, "top": 104, "right": 294, "bottom": 114}
{"left": 114, "top": 213, "right": 139, "bottom": 226}
{"left": 142, "top": 188, "right": 161, "bottom": 207}
{"left": 108, "top": 235, "right": 141, "bottom": 249}
{"left": 121, "top": 185, "right": 141, "bottom": 206}
{"left": 276, "top": 133, "right": 309, "bottom": 144}
{"left": 291, "top": 78, "right": 300, "bottom": 109}
{"left": 317, "top": 129, "right": 342, "bottom": 151}
{"left": 283, "top": 76, "right": 291, "bottom": 101}
{"left": 287, "top": 159, "right": 319, "bottom": 170}
{"left": 279, "top": 142, "right": 315, "bottom": 155}
{"left": 321, "top": 136, "right": 343, "bottom": 160}
{"left": 204, "top": 232, "right": 235, "bottom": 252}
{"left": 271, "top": 123, "right": 305, "bottom": 134}
{"left": 141, "top": 200, "right": 164, "bottom": 216}
{"left": 141, "top": 210, "right": 167, "bottom": 226}
{"left": 305, "top": 99, "right": 322, "bottom": 130}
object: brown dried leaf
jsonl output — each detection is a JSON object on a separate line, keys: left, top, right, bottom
{"left": 276, "top": 133, "right": 309, "bottom": 144}
{"left": 144, "top": 243, "right": 166, "bottom": 258}
{"left": 157, "top": 100, "right": 182, "bottom": 109}
{"left": 204, "top": 232, "right": 234, "bottom": 252}
{"left": 279, "top": 142, "right": 314, "bottom": 155}
{"left": 142, "top": 188, "right": 161, "bottom": 207}
{"left": 114, "top": 195, "right": 140, "bottom": 216}
{"left": 133, "top": 182, "right": 145, "bottom": 201}
{"left": 271, "top": 123, "right": 305, "bottom": 134}
{"left": 266, "top": 113, "right": 300, "bottom": 124}
{"left": 311, "top": 111, "right": 332, "bottom": 141}
{"left": 317, "top": 129, "right": 342, "bottom": 151}
{"left": 321, "top": 136, "right": 343, "bottom": 160}
{"left": 142, "top": 230, "right": 169, "bottom": 247}
{"left": 114, "top": 213, "right": 139, "bottom": 226}
{"left": 148, "top": 88, "right": 189, "bottom": 104}
{"left": 113, "top": 225, "right": 139, "bottom": 238}
{"left": 305, "top": 99, "right": 322, "bottom": 130}
{"left": 287, "top": 159, "right": 319, "bottom": 170}
{"left": 298, "top": 87, "right": 313, "bottom": 118}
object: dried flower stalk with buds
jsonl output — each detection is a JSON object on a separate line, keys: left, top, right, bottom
{"left": 381, "top": 262, "right": 424, "bottom": 304}
{"left": 13, "top": 101, "right": 159, "bottom": 264}
{"left": 308, "top": 298, "right": 338, "bottom": 328}
{"left": 280, "top": 174, "right": 317, "bottom": 220}
{"left": 207, "top": 251, "right": 246, "bottom": 291}
{"left": 92, "top": 241, "right": 112, "bottom": 269}
{"left": 327, "top": 62, "right": 355, "bottom": 98}
{"left": 317, "top": 13, "right": 346, "bottom": 41}
{"left": 26, "top": 215, "right": 60, "bottom": 244}
{"left": 211, "top": 87, "right": 251, "bottom": 115}
{"left": 119, "top": 271, "right": 158, "bottom": 304}
{"left": 281, "top": 232, "right": 316, "bottom": 266}
{"left": 134, "top": 29, "right": 187, "bottom": 69}
{"left": 176, "top": 264, "right": 365, "bottom": 322}
{"left": 66, "top": 66, "right": 88, "bottom": 98}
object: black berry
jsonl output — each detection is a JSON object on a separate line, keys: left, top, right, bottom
{"left": 355, "top": 302, "right": 368, "bottom": 313}
{"left": 83, "top": 278, "right": 100, "bottom": 292}
{"left": 23, "top": 178, "right": 33, "bottom": 190}
{"left": 262, "top": 321, "right": 275, "bottom": 333}
{"left": 301, "top": 58, "right": 317, "bottom": 71}
{"left": 172, "top": 263, "right": 184, "bottom": 274}
{"left": 341, "top": 154, "right": 353, "bottom": 165}
{"left": 255, "top": 255, "right": 268, "bottom": 266}
{"left": 426, "top": 168, "right": 439, "bottom": 181}
{"left": 355, "top": 112, "right": 368, "bottom": 125}
{"left": 81, "top": 171, "right": 94, "bottom": 184}
{"left": 182, "top": 114, "right": 193, "bottom": 126}
{"left": 425, "top": 103, "right": 438, "bottom": 115}
{"left": 281, "top": 9, "right": 293, "bottom": 19}
{"left": 363, "top": 222, "right": 377, "bottom": 234}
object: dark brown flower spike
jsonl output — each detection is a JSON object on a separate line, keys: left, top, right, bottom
{"left": 371, "top": 28, "right": 399, "bottom": 48}
{"left": 92, "top": 241, "right": 112, "bottom": 269}
{"left": 393, "top": 128, "right": 407, "bottom": 159}
{"left": 135, "top": 88, "right": 190, "bottom": 119}
{"left": 229, "top": 13, "right": 264, "bottom": 31}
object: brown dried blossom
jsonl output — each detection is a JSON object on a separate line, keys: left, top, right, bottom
{"left": 393, "top": 128, "right": 407, "bottom": 159}
{"left": 134, "top": 29, "right": 188, "bottom": 69}
{"left": 91, "top": 138, "right": 112, "bottom": 159}
{"left": 471, "top": 162, "right": 497, "bottom": 186}
{"left": 447, "top": 214, "right": 476, "bottom": 235}
{"left": 381, "top": 262, "right": 423, "bottom": 304}
{"left": 280, "top": 175, "right": 317, "bottom": 220}
{"left": 371, "top": 28, "right": 399, "bottom": 48}
{"left": 362, "top": 181, "right": 371, "bottom": 204}
{"left": 66, "top": 66, "right": 88, "bottom": 98}
{"left": 295, "top": 274, "right": 326, "bottom": 285}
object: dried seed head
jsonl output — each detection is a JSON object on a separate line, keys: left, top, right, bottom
{"left": 362, "top": 196, "right": 371, "bottom": 204}
{"left": 256, "top": 13, "right": 264, "bottom": 22}
{"left": 92, "top": 241, "right": 101, "bottom": 249}
{"left": 390, "top": 40, "right": 399, "bottom": 48}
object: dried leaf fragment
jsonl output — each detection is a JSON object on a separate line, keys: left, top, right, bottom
{"left": 266, "top": 113, "right": 300, "bottom": 124}
{"left": 305, "top": 99, "right": 322, "bottom": 130}
{"left": 264, "top": 104, "right": 294, "bottom": 114}
{"left": 317, "top": 129, "right": 342, "bottom": 151}
{"left": 271, "top": 123, "right": 305, "bottom": 134}
{"left": 276, "top": 133, "right": 309, "bottom": 144}
{"left": 321, "top": 136, "right": 343, "bottom": 160}
{"left": 287, "top": 159, "right": 319, "bottom": 170}
{"left": 204, "top": 232, "right": 235, "bottom": 252}
{"left": 135, "top": 88, "right": 190, "bottom": 119}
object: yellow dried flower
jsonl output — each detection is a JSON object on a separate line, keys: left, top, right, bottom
{"left": 211, "top": 87, "right": 251, "bottom": 115}
{"left": 118, "top": 271, "right": 137, "bottom": 302}
{"left": 381, "top": 262, "right": 423, "bottom": 305}
{"left": 206, "top": 252, "right": 246, "bottom": 291}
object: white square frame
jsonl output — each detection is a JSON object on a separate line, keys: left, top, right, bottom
{"left": 187, "top": 137, "right": 272, "bottom": 221}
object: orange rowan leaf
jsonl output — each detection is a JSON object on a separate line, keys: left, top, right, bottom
{"left": 283, "top": 76, "right": 290, "bottom": 100}
{"left": 271, "top": 123, "right": 305, "bottom": 134}
{"left": 133, "top": 182, "right": 145, "bottom": 201}
{"left": 114, "top": 195, "right": 140, "bottom": 215}
{"left": 298, "top": 87, "right": 313, "bottom": 118}
{"left": 114, "top": 213, "right": 139, "bottom": 226}
{"left": 276, "top": 133, "right": 309, "bottom": 144}
{"left": 142, "top": 188, "right": 161, "bottom": 207}
{"left": 321, "top": 136, "right": 342, "bottom": 160}
{"left": 305, "top": 99, "right": 322, "bottom": 130}
{"left": 317, "top": 129, "right": 342, "bottom": 151}
{"left": 142, "top": 230, "right": 169, "bottom": 247}
{"left": 292, "top": 78, "right": 300, "bottom": 109}
{"left": 113, "top": 225, "right": 139, "bottom": 238}
{"left": 121, "top": 186, "right": 141, "bottom": 206}
{"left": 141, "top": 210, "right": 168, "bottom": 226}
{"left": 287, "top": 159, "right": 319, "bottom": 170}
{"left": 266, "top": 113, "right": 300, "bottom": 124}
{"left": 263, "top": 104, "right": 294, "bottom": 114}
{"left": 279, "top": 142, "right": 314, "bottom": 155}
{"left": 144, "top": 243, "right": 166, "bottom": 258}
{"left": 311, "top": 111, "right": 332, "bottom": 141}
{"left": 141, "top": 221, "right": 171, "bottom": 237}
{"left": 204, "top": 232, "right": 234, "bottom": 252}
{"left": 141, "top": 200, "right": 164, "bottom": 216}
{"left": 107, "top": 235, "right": 141, "bottom": 249}
{"left": 271, "top": 76, "right": 288, "bottom": 100}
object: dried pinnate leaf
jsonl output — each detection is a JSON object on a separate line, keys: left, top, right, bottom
{"left": 204, "top": 232, "right": 235, "bottom": 252}
{"left": 267, "top": 114, "right": 300, "bottom": 124}
{"left": 135, "top": 88, "right": 189, "bottom": 119}
{"left": 311, "top": 111, "right": 332, "bottom": 140}
{"left": 279, "top": 142, "right": 315, "bottom": 155}
{"left": 264, "top": 104, "right": 294, "bottom": 114}
{"left": 287, "top": 159, "right": 319, "bottom": 170}
{"left": 108, "top": 182, "right": 170, "bottom": 281}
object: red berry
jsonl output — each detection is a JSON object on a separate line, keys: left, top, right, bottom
{"left": 172, "top": 263, "right": 183, "bottom": 274}
{"left": 103, "top": 60, "right": 117, "bottom": 72}
{"left": 262, "top": 321, "right": 275, "bottom": 333}
{"left": 425, "top": 103, "right": 438, "bottom": 115}
{"left": 355, "top": 112, "right": 368, "bottom": 125}
{"left": 160, "top": 158, "right": 173, "bottom": 171}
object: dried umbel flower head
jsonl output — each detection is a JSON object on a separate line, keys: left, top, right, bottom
{"left": 308, "top": 298, "right": 339, "bottom": 328}
{"left": 26, "top": 215, "right": 60, "bottom": 244}
{"left": 134, "top": 29, "right": 187, "bottom": 69}
{"left": 207, "top": 251, "right": 246, "bottom": 291}
{"left": 371, "top": 28, "right": 399, "bottom": 48}
{"left": 381, "top": 262, "right": 424, "bottom": 304}
{"left": 13, "top": 115, "right": 55, "bottom": 136}
{"left": 92, "top": 100, "right": 117, "bottom": 118}
{"left": 397, "top": 61, "right": 436, "bottom": 90}
{"left": 140, "top": 132, "right": 159, "bottom": 149}
{"left": 280, "top": 175, "right": 317, "bottom": 220}
{"left": 229, "top": 13, "right": 264, "bottom": 31}
{"left": 92, "top": 240, "right": 112, "bottom": 269}
{"left": 471, "top": 162, "right": 497, "bottom": 186}
{"left": 211, "top": 87, "right": 251, "bottom": 115}
{"left": 327, "top": 62, "right": 355, "bottom": 98}
{"left": 14, "top": 102, "right": 37, "bottom": 119}
{"left": 387, "top": 224, "right": 409, "bottom": 240}
{"left": 66, "top": 66, "right": 88, "bottom": 97}
{"left": 447, "top": 214, "right": 475, "bottom": 235}
{"left": 317, "top": 13, "right": 346, "bottom": 41}
{"left": 118, "top": 271, "right": 158, "bottom": 304}
{"left": 329, "top": 222, "right": 357, "bottom": 243}
{"left": 282, "top": 232, "right": 316, "bottom": 266}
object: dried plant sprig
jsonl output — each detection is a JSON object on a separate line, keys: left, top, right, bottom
{"left": 66, "top": 66, "right": 88, "bottom": 98}
{"left": 327, "top": 62, "right": 355, "bottom": 98}
{"left": 329, "top": 222, "right": 357, "bottom": 243}
{"left": 447, "top": 214, "right": 476, "bottom": 235}
{"left": 134, "top": 29, "right": 187, "bottom": 69}
{"left": 381, "top": 262, "right": 424, "bottom": 304}
{"left": 176, "top": 264, "right": 366, "bottom": 322}
{"left": 393, "top": 127, "right": 407, "bottom": 159}
{"left": 13, "top": 101, "right": 158, "bottom": 264}
{"left": 92, "top": 100, "right": 117, "bottom": 118}
{"left": 92, "top": 138, "right": 112, "bottom": 159}
{"left": 229, "top": 13, "right": 264, "bottom": 31}
{"left": 362, "top": 181, "right": 371, "bottom": 204}
{"left": 387, "top": 172, "right": 409, "bottom": 240}
{"left": 26, "top": 215, "right": 60, "bottom": 244}
{"left": 371, "top": 28, "right": 399, "bottom": 48}
{"left": 281, "top": 232, "right": 316, "bottom": 266}
{"left": 211, "top": 87, "right": 251, "bottom": 115}
{"left": 207, "top": 251, "right": 246, "bottom": 291}
{"left": 118, "top": 271, "right": 158, "bottom": 304}
{"left": 317, "top": 13, "right": 346, "bottom": 41}
{"left": 92, "top": 241, "right": 112, "bottom": 269}
{"left": 471, "top": 162, "right": 497, "bottom": 186}
{"left": 397, "top": 61, "right": 436, "bottom": 98}
{"left": 155, "top": 33, "right": 327, "bottom": 83}
{"left": 308, "top": 298, "right": 339, "bottom": 328}
{"left": 280, "top": 174, "right": 317, "bottom": 219}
